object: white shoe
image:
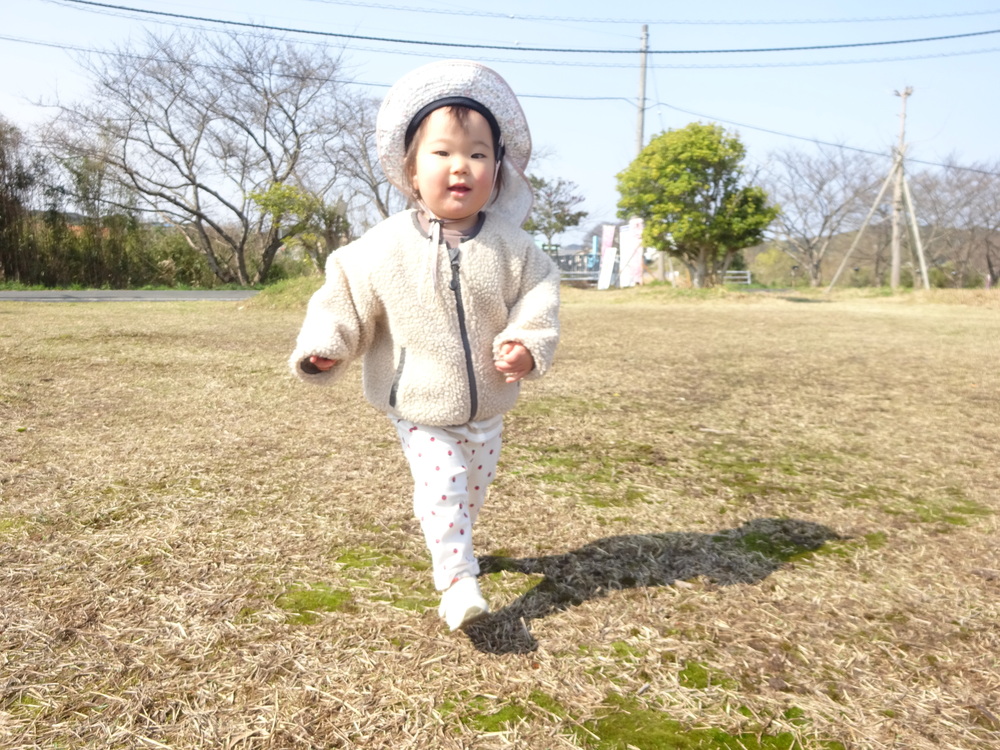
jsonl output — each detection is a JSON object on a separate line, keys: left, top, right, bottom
{"left": 438, "top": 576, "right": 489, "bottom": 631}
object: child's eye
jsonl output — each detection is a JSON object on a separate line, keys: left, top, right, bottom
{"left": 432, "top": 150, "right": 449, "bottom": 157}
{"left": 472, "top": 152, "right": 487, "bottom": 159}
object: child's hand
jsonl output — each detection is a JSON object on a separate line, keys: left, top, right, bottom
{"left": 494, "top": 341, "right": 534, "bottom": 383}
{"left": 298, "top": 355, "right": 334, "bottom": 375}
{"left": 308, "top": 355, "right": 338, "bottom": 372}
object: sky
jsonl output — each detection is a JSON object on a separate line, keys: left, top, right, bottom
{"left": 2, "top": 0, "right": 999, "bottom": 244}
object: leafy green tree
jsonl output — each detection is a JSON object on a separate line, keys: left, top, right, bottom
{"left": 524, "top": 174, "right": 587, "bottom": 255}
{"left": 251, "top": 182, "right": 351, "bottom": 272}
{"left": 749, "top": 245, "right": 799, "bottom": 287}
{"left": 616, "top": 122, "right": 778, "bottom": 287}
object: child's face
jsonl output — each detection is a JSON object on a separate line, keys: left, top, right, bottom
{"left": 409, "top": 108, "right": 497, "bottom": 231}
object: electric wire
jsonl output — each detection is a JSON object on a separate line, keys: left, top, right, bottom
{"left": 654, "top": 101, "right": 1000, "bottom": 177}
{"left": 3, "top": 31, "right": 996, "bottom": 178}
{"left": 26, "top": 0, "right": 1000, "bottom": 68}
{"left": 300, "top": 0, "right": 1000, "bottom": 27}
{"left": 56, "top": 0, "right": 1000, "bottom": 55}
{"left": 42, "top": 1, "right": 1000, "bottom": 68}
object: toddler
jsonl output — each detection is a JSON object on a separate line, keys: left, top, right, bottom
{"left": 289, "top": 60, "right": 560, "bottom": 631}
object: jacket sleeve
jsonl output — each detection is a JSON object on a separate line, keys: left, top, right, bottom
{"left": 288, "top": 247, "right": 378, "bottom": 384}
{"left": 493, "top": 241, "right": 561, "bottom": 379}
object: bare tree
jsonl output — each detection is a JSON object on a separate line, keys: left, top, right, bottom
{"left": 969, "top": 162, "right": 1000, "bottom": 287}
{"left": 331, "top": 92, "right": 404, "bottom": 228}
{"left": 908, "top": 161, "right": 972, "bottom": 286}
{"left": 48, "top": 32, "right": 350, "bottom": 286}
{"left": 906, "top": 158, "right": 1000, "bottom": 288}
{"left": 764, "top": 146, "right": 881, "bottom": 286}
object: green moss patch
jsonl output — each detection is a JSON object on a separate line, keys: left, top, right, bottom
{"left": 818, "top": 532, "right": 887, "bottom": 559}
{"left": 465, "top": 702, "right": 528, "bottom": 732}
{"left": 275, "top": 583, "right": 355, "bottom": 624}
{"left": 721, "top": 531, "right": 822, "bottom": 564}
{"left": 575, "top": 695, "right": 845, "bottom": 750}
{"left": 0, "top": 517, "right": 31, "bottom": 537}
{"left": 694, "top": 442, "right": 837, "bottom": 506}
{"left": 441, "top": 693, "right": 530, "bottom": 733}
{"left": 842, "top": 482, "right": 991, "bottom": 528}
{"left": 333, "top": 546, "right": 391, "bottom": 568}
{"left": 712, "top": 520, "right": 836, "bottom": 564}
{"left": 529, "top": 690, "right": 569, "bottom": 718}
{"left": 516, "top": 441, "right": 670, "bottom": 507}
{"left": 327, "top": 545, "right": 437, "bottom": 612}
{"left": 908, "top": 494, "right": 991, "bottom": 527}
{"left": 678, "top": 661, "right": 738, "bottom": 691}
{"left": 332, "top": 545, "right": 431, "bottom": 572}
{"left": 611, "top": 640, "right": 646, "bottom": 660}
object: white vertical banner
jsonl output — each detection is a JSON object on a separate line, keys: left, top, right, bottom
{"left": 618, "top": 216, "right": 645, "bottom": 288}
{"left": 597, "top": 224, "right": 618, "bottom": 290}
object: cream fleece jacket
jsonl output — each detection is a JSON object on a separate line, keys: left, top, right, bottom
{"left": 289, "top": 210, "right": 560, "bottom": 426}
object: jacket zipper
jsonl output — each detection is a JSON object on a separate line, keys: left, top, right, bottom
{"left": 449, "top": 251, "right": 478, "bottom": 422}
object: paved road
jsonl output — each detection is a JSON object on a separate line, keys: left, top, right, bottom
{"left": 0, "top": 290, "right": 258, "bottom": 302}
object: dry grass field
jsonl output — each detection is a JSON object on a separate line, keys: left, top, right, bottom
{"left": 1, "top": 286, "right": 998, "bottom": 749}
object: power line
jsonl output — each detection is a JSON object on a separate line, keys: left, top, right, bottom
{"left": 40, "top": 1, "right": 1000, "bottom": 68}
{"left": 0, "top": 31, "right": 630, "bottom": 105}
{"left": 643, "top": 45, "right": 1000, "bottom": 70}
{"left": 24, "top": 12, "right": 1000, "bottom": 71}
{"left": 0, "top": 33, "right": 356, "bottom": 86}
{"left": 301, "top": 1, "right": 1000, "bottom": 27}
{"left": 57, "top": 0, "right": 1000, "bottom": 55}
{"left": 0, "top": 32, "right": 634, "bottom": 100}
{"left": 2, "top": 33, "right": 996, "bottom": 178}
{"left": 653, "top": 101, "right": 1000, "bottom": 177}
{"left": 437, "top": 45, "right": 1000, "bottom": 70}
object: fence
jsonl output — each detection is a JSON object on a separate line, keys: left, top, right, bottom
{"left": 555, "top": 253, "right": 601, "bottom": 283}
{"left": 723, "top": 270, "right": 752, "bottom": 285}
{"left": 556, "top": 260, "right": 751, "bottom": 286}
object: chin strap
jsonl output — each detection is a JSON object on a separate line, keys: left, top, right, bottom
{"left": 417, "top": 202, "right": 457, "bottom": 304}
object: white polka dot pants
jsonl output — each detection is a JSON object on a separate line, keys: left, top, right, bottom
{"left": 392, "top": 417, "right": 503, "bottom": 590}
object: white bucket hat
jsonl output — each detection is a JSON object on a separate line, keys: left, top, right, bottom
{"left": 376, "top": 60, "right": 533, "bottom": 227}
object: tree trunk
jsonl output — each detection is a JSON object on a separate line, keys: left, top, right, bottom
{"left": 692, "top": 257, "right": 709, "bottom": 288}
{"left": 986, "top": 244, "right": 999, "bottom": 288}
{"left": 254, "top": 233, "right": 284, "bottom": 285}
{"left": 809, "top": 260, "right": 822, "bottom": 287}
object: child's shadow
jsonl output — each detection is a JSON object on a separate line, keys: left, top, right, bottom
{"left": 464, "top": 517, "right": 841, "bottom": 655}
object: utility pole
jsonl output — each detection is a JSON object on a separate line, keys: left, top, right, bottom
{"left": 889, "top": 87, "right": 912, "bottom": 290}
{"left": 634, "top": 25, "right": 661, "bottom": 280}
{"left": 826, "top": 86, "right": 929, "bottom": 293}
{"left": 636, "top": 24, "right": 648, "bottom": 155}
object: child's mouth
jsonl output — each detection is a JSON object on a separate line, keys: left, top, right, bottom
{"left": 449, "top": 185, "right": 470, "bottom": 195}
